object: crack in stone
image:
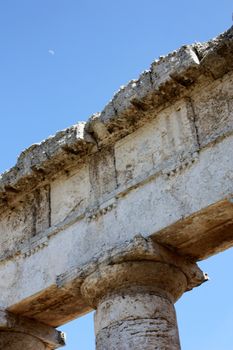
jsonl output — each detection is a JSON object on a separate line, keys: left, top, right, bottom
{"left": 187, "top": 97, "right": 201, "bottom": 150}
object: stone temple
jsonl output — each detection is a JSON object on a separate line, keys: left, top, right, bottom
{"left": 0, "top": 26, "right": 233, "bottom": 349}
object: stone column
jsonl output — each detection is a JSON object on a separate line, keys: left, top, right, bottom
{"left": 81, "top": 235, "right": 208, "bottom": 350}
{"left": 0, "top": 310, "right": 65, "bottom": 350}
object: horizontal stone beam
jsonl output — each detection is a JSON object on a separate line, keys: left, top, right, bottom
{"left": 1, "top": 26, "right": 233, "bottom": 328}
{"left": 155, "top": 198, "right": 233, "bottom": 260}
{"left": 0, "top": 26, "right": 233, "bottom": 206}
{"left": 4, "top": 195, "right": 232, "bottom": 327}
{"left": 7, "top": 236, "right": 208, "bottom": 327}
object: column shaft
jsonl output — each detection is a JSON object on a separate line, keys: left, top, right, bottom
{"left": 95, "top": 291, "right": 181, "bottom": 350}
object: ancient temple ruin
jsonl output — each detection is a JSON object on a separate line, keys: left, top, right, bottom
{"left": 1, "top": 26, "right": 233, "bottom": 349}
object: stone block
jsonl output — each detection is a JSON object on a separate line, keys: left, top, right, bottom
{"left": 89, "top": 146, "right": 117, "bottom": 204}
{"left": 192, "top": 71, "right": 233, "bottom": 147}
{"left": 151, "top": 46, "right": 200, "bottom": 88}
{"left": 0, "top": 185, "right": 50, "bottom": 258}
{"left": 115, "top": 99, "right": 198, "bottom": 187}
{"left": 51, "top": 165, "right": 90, "bottom": 226}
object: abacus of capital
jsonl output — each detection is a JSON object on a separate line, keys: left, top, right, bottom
{"left": 1, "top": 27, "right": 233, "bottom": 349}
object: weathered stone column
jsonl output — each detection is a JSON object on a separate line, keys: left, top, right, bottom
{"left": 81, "top": 235, "right": 207, "bottom": 350}
{"left": 0, "top": 310, "right": 65, "bottom": 350}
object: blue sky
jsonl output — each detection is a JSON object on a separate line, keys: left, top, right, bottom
{"left": 0, "top": 1, "right": 233, "bottom": 349}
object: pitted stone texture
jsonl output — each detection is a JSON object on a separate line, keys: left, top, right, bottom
{"left": 96, "top": 319, "right": 180, "bottom": 350}
{"left": 51, "top": 164, "right": 90, "bottom": 226}
{"left": 81, "top": 261, "right": 188, "bottom": 307}
{"left": 151, "top": 45, "right": 200, "bottom": 89}
{"left": 114, "top": 99, "right": 198, "bottom": 187}
{"left": 89, "top": 146, "right": 118, "bottom": 204}
{"left": 1, "top": 27, "right": 233, "bottom": 329}
{"left": 0, "top": 122, "right": 94, "bottom": 209}
{"left": 95, "top": 293, "right": 180, "bottom": 350}
{"left": 95, "top": 291, "right": 179, "bottom": 334}
{"left": 195, "top": 26, "right": 233, "bottom": 79}
{"left": 105, "top": 73, "right": 152, "bottom": 118}
{"left": 81, "top": 251, "right": 201, "bottom": 350}
{"left": 192, "top": 70, "right": 233, "bottom": 148}
{"left": 0, "top": 311, "right": 65, "bottom": 349}
{"left": 0, "top": 332, "right": 46, "bottom": 350}
{"left": 0, "top": 185, "right": 50, "bottom": 258}
{"left": 80, "top": 236, "right": 207, "bottom": 309}
{"left": 1, "top": 26, "right": 233, "bottom": 206}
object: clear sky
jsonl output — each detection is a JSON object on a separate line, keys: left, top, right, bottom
{"left": 0, "top": 1, "right": 233, "bottom": 349}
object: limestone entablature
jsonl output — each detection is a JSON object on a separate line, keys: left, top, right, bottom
{"left": 1, "top": 27, "right": 233, "bottom": 205}
{"left": 0, "top": 26, "right": 233, "bottom": 348}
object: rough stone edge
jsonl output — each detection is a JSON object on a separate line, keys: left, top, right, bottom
{"left": 0, "top": 123, "right": 96, "bottom": 207}
{"left": 0, "top": 310, "right": 65, "bottom": 348}
{"left": 56, "top": 235, "right": 207, "bottom": 293}
{"left": 1, "top": 26, "right": 233, "bottom": 205}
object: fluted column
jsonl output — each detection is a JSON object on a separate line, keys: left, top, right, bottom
{"left": 81, "top": 235, "right": 207, "bottom": 350}
{"left": 0, "top": 310, "right": 65, "bottom": 350}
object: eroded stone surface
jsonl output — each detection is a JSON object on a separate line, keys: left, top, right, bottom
{"left": 114, "top": 99, "right": 198, "bottom": 187}
{"left": 0, "top": 332, "right": 46, "bottom": 350}
{"left": 0, "top": 185, "right": 50, "bottom": 258}
{"left": 51, "top": 165, "right": 90, "bottom": 226}
{"left": 0, "top": 123, "right": 95, "bottom": 209}
{"left": 80, "top": 242, "right": 203, "bottom": 350}
{"left": 0, "top": 310, "right": 65, "bottom": 349}
{"left": 89, "top": 146, "right": 118, "bottom": 204}
{"left": 1, "top": 26, "right": 233, "bottom": 204}
{"left": 95, "top": 293, "right": 181, "bottom": 350}
{"left": 192, "top": 71, "right": 233, "bottom": 147}
{"left": 0, "top": 26, "right": 233, "bottom": 331}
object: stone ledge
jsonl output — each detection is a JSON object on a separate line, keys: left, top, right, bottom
{"left": 155, "top": 197, "right": 233, "bottom": 260}
{"left": 0, "top": 310, "right": 65, "bottom": 348}
{"left": 86, "top": 26, "right": 233, "bottom": 144}
{"left": 0, "top": 123, "right": 95, "bottom": 208}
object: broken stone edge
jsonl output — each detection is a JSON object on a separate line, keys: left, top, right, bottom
{"left": 56, "top": 235, "right": 208, "bottom": 295}
{"left": 0, "top": 309, "right": 66, "bottom": 348}
{"left": 1, "top": 26, "right": 233, "bottom": 207}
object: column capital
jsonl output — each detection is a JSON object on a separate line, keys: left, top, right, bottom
{"left": 80, "top": 235, "right": 208, "bottom": 350}
{"left": 81, "top": 234, "right": 208, "bottom": 306}
{"left": 0, "top": 310, "right": 65, "bottom": 349}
